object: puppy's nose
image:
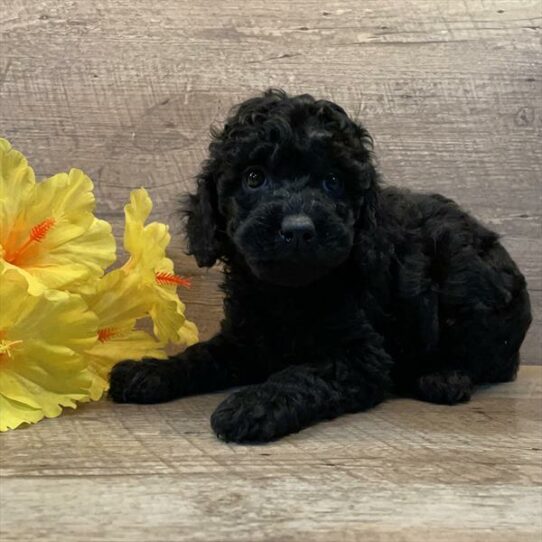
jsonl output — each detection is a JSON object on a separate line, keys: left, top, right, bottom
{"left": 279, "top": 214, "right": 315, "bottom": 244}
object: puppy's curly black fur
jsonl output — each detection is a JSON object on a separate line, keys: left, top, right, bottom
{"left": 110, "top": 89, "right": 532, "bottom": 443}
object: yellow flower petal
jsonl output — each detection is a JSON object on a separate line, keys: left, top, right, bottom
{"left": 123, "top": 187, "right": 171, "bottom": 274}
{"left": 83, "top": 268, "right": 153, "bottom": 328}
{"left": 148, "top": 290, "right": 185, "bottom": 343}
{"left": 0, "top": 394, "right": 44, "bottom": 432}
{"left": 179, "top": 319, "right": 199, "bottom": 346}
{"left": 22, "top": 216, "right": 116, "bottom": 294}
{"left": 82, "top": 268, "right": 168, "bottom": 400}
{"left": 121, "top": 188, "right": 198, "bottom": 345}
{"left": 0, "top": 138, "right": 36, "bottom": 258}
{"left": 0, "top": 258, "right": 47, "bottom": 294}
{"left": 124, "top": 187, "right": 153, "bottom": 254}
{"left": 0, "top": 142, "right": 117, "bottom": 294}
{"left": 0, "top": 267, "right": 98, "bottom": 431}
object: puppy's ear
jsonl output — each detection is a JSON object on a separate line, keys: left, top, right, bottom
{"left": 351, "top": 123, "right": 379, "bottom": 230}
{"left": 183, "top": 170, "right": 222, "bottom": 267}
{"left": 315, "top": 98, "right": 378, "bottom": 190}
{"left": 360, "top": 177, "right": 379, "bottom": 230}
{"left": 353, "top": 137, "right": 379, "bottom": 231}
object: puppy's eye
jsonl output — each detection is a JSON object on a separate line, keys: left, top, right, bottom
{"left": 244, "top": 168, "right": 267, "bottom": 189}
{"left": 322, "top": 174, "right": 343, "bottom": 195}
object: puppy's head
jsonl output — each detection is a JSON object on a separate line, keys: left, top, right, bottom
{"left": 184, "top": 89, "right": 378, "bottom": 287}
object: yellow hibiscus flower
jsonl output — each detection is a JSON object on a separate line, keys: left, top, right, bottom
{"left": 79, "top": 188, "right": 198, "bottom": 399}
{"left": 121, "top": 188, "right": 198, "bottom": 345}
{"left": 81, "top": 268, "right": 167, "bottom": 400}
{"left": 0, "top": 266, "right": 98, "bottom": 431}
{"left": 0, "top": 141, "right": 198, "bottom": 423}
{"left": 0, "top": 138, "right": 116, "bottom": 294}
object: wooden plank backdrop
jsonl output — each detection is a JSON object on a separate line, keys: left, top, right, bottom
{"left": 1, "top": 0, "right": 540, "bottom": 363}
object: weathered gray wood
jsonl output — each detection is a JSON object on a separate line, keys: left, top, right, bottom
{"left": 1, "top": 366, "right": 541, "bottom": 542}
{"left": 0, "top": 0, "right": 540, "bottom": 362}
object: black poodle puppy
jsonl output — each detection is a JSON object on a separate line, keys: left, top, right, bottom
{"left": 110, "top": 89, "right": 532, "bottom": 443}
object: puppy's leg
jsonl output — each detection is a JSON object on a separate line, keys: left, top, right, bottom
{"left": 429, "top": 247, "right": 531, "bottom": 400}
{"left": 210, "top": 340, "right": 393, "bottom": 443}
{"left": 405, "top": 238, "right": 532, "bottom": 406}
{"left": 409, "top": 290, "right": 529, "bottom": 406}
{"left": 109, "top": 334, "right": 261, "bottom": 404}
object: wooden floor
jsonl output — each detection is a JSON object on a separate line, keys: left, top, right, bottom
{"left": 1, "top": 366, "right": 541, "bottom": 541}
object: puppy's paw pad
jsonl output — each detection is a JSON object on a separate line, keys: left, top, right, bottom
{"left": 109, "top": 359, "right": 175, "bottom": 404}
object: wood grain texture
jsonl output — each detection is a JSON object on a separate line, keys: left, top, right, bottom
{"left": 1, "top": 366, "right": 541, "bottom": 542}
{"left": 0, "top": 0, "right": 540, "bottom": 361}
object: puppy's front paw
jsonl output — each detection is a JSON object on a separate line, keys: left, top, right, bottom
{"left": 210, "top": 384, "right": 299, "bottom": 443}
{"left": 109, "top": 358, "right": 178, "bottom": 404}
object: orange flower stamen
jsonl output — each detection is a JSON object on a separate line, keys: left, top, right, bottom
{"left": 155, "top": 272, "right": 191, "bottom": 289}
{"left": 5, "top": 217, "right": 56, "bottom": 263}
{"left": 97, "top": 328, "right": 117, "bottom": 343}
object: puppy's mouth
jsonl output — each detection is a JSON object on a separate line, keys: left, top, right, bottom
{"left": 245, "top": 255, "right": 344, "bottom": 287}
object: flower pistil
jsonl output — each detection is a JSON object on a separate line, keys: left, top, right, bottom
{"left": 97, "top": 328, "right": 118, "bottom": 343}
{"left": 4, "top": 217, "right": 56, "bottom": 264}
{"left": 155, "top": 271, "right": 191, "bottom": 288}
